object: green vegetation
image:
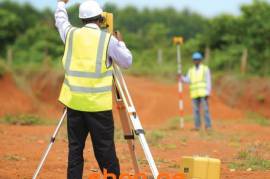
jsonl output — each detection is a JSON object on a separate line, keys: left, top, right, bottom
{"left": 1, "top": 115, "right": 46, "bottom": 125}
{"left": 162, "top": 143, "right": 177, "bottom": 150}
{"left": 148, "top": 130, "right": 165, "bottom": 146}
{"left": 166, "top": 117, "right": 181, "bottom": 131}
{"left": 3, "top": 154, "right": 23, "bottom": 161}
{"left": 229, "top": 149, "right": 270, "bottom": 171}
{"left": 0, "top": 0, "right": 269, "bottom": 77}
{"left": 246, "top": 112, "right": 270, "bottom": 126}
{"left": 166, "top": 116, "right": 193, "bottom": 130}
{"left": 168, "top": 163, "right": 181, "bottom": 169}
{"left": 0, "top": 60, "right": 8, "bottom": 77}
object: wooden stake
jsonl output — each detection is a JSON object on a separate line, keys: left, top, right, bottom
{"left": 241, "top": 48, "right": 248, "bottom": 75}
{"left": 7, "top": 47, "right": 13, "bottom": 66}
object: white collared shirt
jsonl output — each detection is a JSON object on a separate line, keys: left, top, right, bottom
{"left": 55, "top": 1, "right": 132, "bottom": 69}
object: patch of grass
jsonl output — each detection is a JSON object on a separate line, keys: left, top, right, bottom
{"left": 157, "top": 158, "right": 168, "bottom": 164}
{"left": 4, "top": 154, "right": 24, "bottom": 161}
{"left": 228, "top": 135, "right": 242, "bottom": 148}
{"left": 180, "top": 136, "right": 188, "bottom": 145}
{"left": 246, "top": 112, "right": 270, "bottom": 126}
{"left": 148, "top": 130, "right": 165, "bottom": 146}
{"left": 256, "top": 95, "right": 265, "bottom": 103}
{"left": 196, "top": 129, "right": 226, "bottom": 142}
{"left": 166, "top": 116, "right": 193, "bottom": 130}
{"left": 238, "top": 150, "right": 249, "bottom": 160}
{"left": 166, "top": 117, "right": 180, "bottom": 130}
{"left": 168, "top": 163, "right": 181, "bottom": 169}
{"left": 229, "top": 149, "right": 270, "bottom": 171}
{"left": 127, "top": 61, "right": 179, "bottom": 83}
{"left": 137, "top": 158, "right": 148, "bottom": 166}
{"left": 163, "top": 143, "right": 177, "bottom": 150}
{"left": 1, "top": 115, "right": 46, "bottom": 126}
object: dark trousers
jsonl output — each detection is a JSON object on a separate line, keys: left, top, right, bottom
{"left": 67, "top": 108, "right": 120, "bottom": 179}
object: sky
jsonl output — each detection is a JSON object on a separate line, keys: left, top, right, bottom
{"left": 14, "top": 0, "right": 270, "bottom": 17}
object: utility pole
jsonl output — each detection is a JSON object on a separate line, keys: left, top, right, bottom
{"left": 173, "top": 37, "right": 184, "bottom": 129}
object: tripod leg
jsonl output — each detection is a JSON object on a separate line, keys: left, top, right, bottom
{"left": 137, "top": 134, "right": 159, "bottom": 179}
{"left": 117, "top": 103, "right": 140, "bottom": 174}
{"left": 32, "top": 108, "right": 67, "bottom": 179}
{"left": 113, "top": 66, "right": 159, "bottom": 178}
{"left": 129, "top": 114, "right": 159, "bottom": 179}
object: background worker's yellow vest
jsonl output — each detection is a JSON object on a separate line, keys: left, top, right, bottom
{"left": 59, "top": 27, "right": 113, "bottom": 112}
{"left": 188, "top": 64, "right": 208, "bottom": 99}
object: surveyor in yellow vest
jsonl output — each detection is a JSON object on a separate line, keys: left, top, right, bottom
{"left": 55, "top": 0, "right": 132, "bottom": 178}
{"left": 181, "top": 52, "right": 212, "bottom": 131}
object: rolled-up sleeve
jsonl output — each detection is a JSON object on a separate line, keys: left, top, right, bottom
{"left": 55, "top": 1, "right": 72, "bottom": 43}
{"left": 107, "top": 36, "right": 133, "bottom": 69}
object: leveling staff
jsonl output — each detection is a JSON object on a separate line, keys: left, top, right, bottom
{"left": 55, "top": 0, "right": 132, "bottom": 178}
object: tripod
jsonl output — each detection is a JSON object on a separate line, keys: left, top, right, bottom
{"left": 32, "top": 64, "right": 159, "bottom": 179}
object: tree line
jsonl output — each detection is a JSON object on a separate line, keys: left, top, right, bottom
{"left": 0, "top": 0, "right": 269, "bottom": 76}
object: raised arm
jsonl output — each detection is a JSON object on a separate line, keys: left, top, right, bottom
{"left": 55, "top": 0, "right": 72, "bottom": 43}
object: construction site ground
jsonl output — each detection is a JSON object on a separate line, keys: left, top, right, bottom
{"left": 0, "top": 73, "right": 269, "bottom": 179}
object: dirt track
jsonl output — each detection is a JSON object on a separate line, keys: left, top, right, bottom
{"left": 0, "top": 75, "right": 269, "bottom": 179}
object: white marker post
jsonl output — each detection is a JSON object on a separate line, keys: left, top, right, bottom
{"left": 173, "top": 37, "right": 184, "bottom": 129}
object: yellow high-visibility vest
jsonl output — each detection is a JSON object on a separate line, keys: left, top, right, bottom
{"left": 188, "top": 64, "right": 208, "bottom": 99}
{"left": 59, "top": 27, "right": 113, "bottom": 112}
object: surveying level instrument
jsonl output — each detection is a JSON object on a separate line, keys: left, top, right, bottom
{"left": 100, "top": 12, "right": 114, "bottom": 33}
{"left": 33, "top": 12, "right": 159, "bottom": 179}
{"left": 173, "top": 36, "right": 184, "bottom": 45}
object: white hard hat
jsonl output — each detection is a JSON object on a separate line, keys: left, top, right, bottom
{"left": 79, "top": 0, "right": 103, "bottom": 19}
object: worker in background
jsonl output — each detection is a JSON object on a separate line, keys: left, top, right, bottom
{"left": 55, "top": 0, "right": 132, "bottom": 178}
{"left": 181, "top": 52, "right": 212, "bottom": 131}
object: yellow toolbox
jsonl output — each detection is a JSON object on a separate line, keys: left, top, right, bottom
{"left": 180, "top": 156, "right": 221, "bottom": 179}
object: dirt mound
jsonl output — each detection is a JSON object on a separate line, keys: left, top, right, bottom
{"left": 0, "top": 74, "right": 245, "bottom": 124}
{"left": 30, "top": 70, "right": 64, "bottom": 118}
{"left": 216, "top": 76, "right": 270, "bottom": 118}
{"left": 0, "top": 71, "right": 64, "bottom": 119}
{"left": 0, "top": 74, "right": 34, "bottom": 117}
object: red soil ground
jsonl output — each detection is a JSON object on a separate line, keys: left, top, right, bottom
{"left": 0, "top": 74, "right": 269, "bottom": 179}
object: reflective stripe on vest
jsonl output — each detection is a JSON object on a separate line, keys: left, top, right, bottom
{"left": 64, "top": 28, "right": 112, "bottom": 80}
{"left": 189, "top": 65, "right": 208, "bottom": 99}
{"left": 59, "top": 27, "right": 113, "bottom": 112}
{"left": 64, "top": 79, "right": 112, "bottom": 93}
